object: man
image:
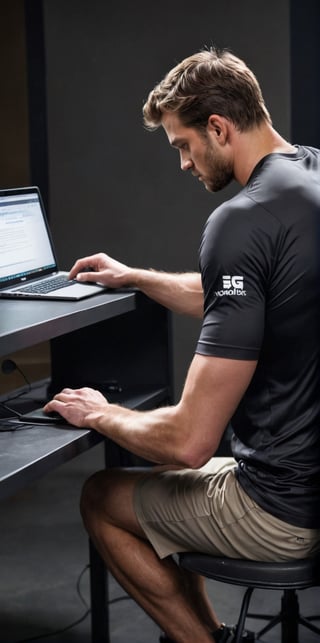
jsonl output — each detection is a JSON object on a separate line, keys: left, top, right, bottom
{"left": 45, "top": 48, "right": 320, "bottom": 643}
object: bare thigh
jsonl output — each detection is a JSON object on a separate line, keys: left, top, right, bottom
{"left": 80, "top": 467, "right": 153, "bottom": 537}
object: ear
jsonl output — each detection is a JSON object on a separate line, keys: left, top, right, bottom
{"left": 207, "top": 115, "right": 229, "bottom": 146}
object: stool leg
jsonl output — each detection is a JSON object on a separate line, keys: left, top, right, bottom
{"left": 234, "top": 587, "right": 254, "bottom": 643}
{"left": 281, "top": 590, "right": 299, "bottom": 643}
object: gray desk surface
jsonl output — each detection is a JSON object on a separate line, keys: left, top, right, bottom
{"left": 0, "top": 290, "right": 137, "bottom": 499}
{"left": 0, "top": 386, "right": 165, "bottom": 502}
{"left": 0, "top": 290, "right": 136, "bottom": 356}
{"left": 0, "top": 422, "right": 103, "bottom": 501}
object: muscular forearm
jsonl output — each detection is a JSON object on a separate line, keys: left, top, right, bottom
{"left": 85, "top": 403, "right": 192, "bottom": 466}
{"left": 44, "top": 354, "right": 253, "bottom": 468}
{"left": 70, "top": 254, "right": 203, "bottom": 318}
{"left": 129, "top": 268, "right": 203, "bottom": 317}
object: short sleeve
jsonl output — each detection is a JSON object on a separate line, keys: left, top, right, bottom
{"left": 196, "top": 195, "right": 279, "bottom": 360}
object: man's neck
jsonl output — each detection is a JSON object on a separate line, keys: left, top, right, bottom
{"left": 232, "top": 123, "right": 296, "bottom": 186}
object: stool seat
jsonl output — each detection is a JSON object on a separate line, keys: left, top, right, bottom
{"left": 179, "top": 552, "right": 320, "bottom": 643}
{"left": 179, "top": 552, "right": 320, "bottom": 589}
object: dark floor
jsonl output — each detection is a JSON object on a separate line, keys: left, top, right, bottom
{"left": 1, "top": 443, "right": 319, "bottom": 643}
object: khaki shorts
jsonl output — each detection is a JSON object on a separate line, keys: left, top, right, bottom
{"left": 133, "top": 458, "right": 320, "bottom": 560}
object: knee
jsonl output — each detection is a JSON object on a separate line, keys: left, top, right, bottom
{"left": 80, "top": 470, "right": 109, "bottom": 528}
{"left": 80, "top": 467, "right": 144, "bottom": 536}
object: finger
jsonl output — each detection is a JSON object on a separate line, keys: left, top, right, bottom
{"left": 69, "top": 256, "right": 94, "bottom": 279}
{"left": 43, "top": 399, "right": 63, "bottom": 413}
{"left": 50, "top": 388, "right": 75, "bottom": 403}
{"left": 76, "top": 271, "right": 100, "bottom": 283}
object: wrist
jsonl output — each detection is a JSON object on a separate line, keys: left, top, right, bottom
{"left": 127, "top": 267, "right": 150, "bottom": 289}
{"left": 85, "top": 409, "right": 106, "bottom": 431}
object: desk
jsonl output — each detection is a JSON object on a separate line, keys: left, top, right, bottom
{"left": 0, "top": 291, "right": 173, "bottom": 642}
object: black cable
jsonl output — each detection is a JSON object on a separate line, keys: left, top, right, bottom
{"left": 0, "top": 420, "right": 35, "bottom": 432}
{"left": 2, "top": 358, "right": 32, "bottom": 387}
{"left": 0, "top": 400, "right": 25, "bottom": 418}
{"left": 14, "top": 607, "right": 91, "bottom": 643}
{"left": 4, "top": 378, "right": 47, "bottom": 404}
{"left": 0, "top": 360, "right": 49, "bottom": 430}
{"left": 1, "top": 359, "right": 49, "bottom": 404}
{"left": 12, "top": 565, "right": 132, "bottom": 643}
{"left": 1, "top": 359, "right": 32, "bottom": 402}
{"left": 76, "top": 563, "right": 90, "bottom": 610}
{"left": 13, "top": 565, "right": 91, "bottom": 643}
{"left": 109, "top": 594, "right": 132, "bottom": 605}
{"left": 0, "top": 402, "right": 37, "bottom": 432}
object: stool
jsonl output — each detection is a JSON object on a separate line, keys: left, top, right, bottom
{"left": 179, "top": 553, "right": 320, "bottom": 643}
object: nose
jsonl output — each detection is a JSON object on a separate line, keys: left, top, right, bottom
{"left": 180, "top": 151, "right": 193, "bottom": 172}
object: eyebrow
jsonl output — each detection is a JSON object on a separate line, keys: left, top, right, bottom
{"left": 170, "top": 137, "right": 185, "bottom": 149}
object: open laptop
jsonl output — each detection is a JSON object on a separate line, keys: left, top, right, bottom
{"left": 0, "top": 186, "right": 105, "bottom": 300}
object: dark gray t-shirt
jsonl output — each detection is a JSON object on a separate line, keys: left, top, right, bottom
{"left": 197, "top": 145, "right": 320, "bottom": 528}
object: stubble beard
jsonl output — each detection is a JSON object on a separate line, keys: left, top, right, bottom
{"left": 203, "top": 141, "right": 234, "bottom": 192}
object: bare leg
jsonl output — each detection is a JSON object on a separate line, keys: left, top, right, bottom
{"left": 180, "top": 568, "right": 221, "bottom": 632}
{"left": 80, "top": 468, "right": 221, "bottom": 643}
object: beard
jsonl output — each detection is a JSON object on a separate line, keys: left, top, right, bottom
{"left": 202, "top": 140, "right": 234, "bottom": 192}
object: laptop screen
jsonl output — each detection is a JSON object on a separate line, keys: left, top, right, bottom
{"left": 0, "top": 188, "right": 57, "bottom": 287}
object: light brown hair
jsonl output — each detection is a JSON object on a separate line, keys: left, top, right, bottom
{"left": 143, "top": 47, "right": 271, "bottom": 132}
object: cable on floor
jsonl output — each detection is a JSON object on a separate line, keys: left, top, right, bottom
{"left": 12, "top": 564, "right": 131, "bottom": 643}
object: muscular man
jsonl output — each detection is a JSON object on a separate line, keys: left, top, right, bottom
{"left": 45, "top": 48, "right": 320, "bottom": 643}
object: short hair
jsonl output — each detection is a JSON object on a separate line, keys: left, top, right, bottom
{"left": 143, "top": 47, "right": 272, "bottom": 132}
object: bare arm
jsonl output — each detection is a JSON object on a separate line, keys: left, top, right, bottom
{"left": 44, "top": 354, "right": 257, "bottom": 468}
{"left": 69, "top": 253, "right": 203, "bottom": 317}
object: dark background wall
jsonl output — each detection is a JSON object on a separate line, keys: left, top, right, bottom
{"left": 2, "top": 0, "right": 319, "bottom": 397}
{"left": 42, "top": 0, "right": 291, "bottom": 395}
{"left": 0, "top": 0, "right": 30, "bottom": 187}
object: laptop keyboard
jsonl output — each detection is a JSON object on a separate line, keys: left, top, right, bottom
{"left": 17, "top": 275, "right": 75, "bottom": 294}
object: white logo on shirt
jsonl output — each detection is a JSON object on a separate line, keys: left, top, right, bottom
{"left": 215, "top": 275, "right": 247, "bottom": 297}
{"left": 222, "top": 275, "right": 243, "bottom": 289}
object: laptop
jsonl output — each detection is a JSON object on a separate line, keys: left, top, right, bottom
{"left": 0, "top": 186, "right": 105, "bottom": 300}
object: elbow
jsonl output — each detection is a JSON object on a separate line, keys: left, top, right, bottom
{"left": 176, "top": 444, "right": 214, "bottom": 469}
{"left": 170, "top": 403, "right": 219, "bottom": 469}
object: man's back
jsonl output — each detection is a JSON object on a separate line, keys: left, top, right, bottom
{"left": 198, "top": 145, "right": 320, "bottom": 528}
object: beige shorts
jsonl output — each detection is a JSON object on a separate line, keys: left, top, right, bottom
{"left": 133, "top": 457, "right": 320, "bottom": 560}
